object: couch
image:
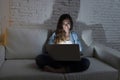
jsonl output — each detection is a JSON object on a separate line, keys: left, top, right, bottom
{"left": 0, "top": 27, "right": 120, "bottom": 80}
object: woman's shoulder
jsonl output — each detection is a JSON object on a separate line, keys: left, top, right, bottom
{"left": 71, "top": 31, "right": 78, "bottom": 35}
{"left": 49, "top": 32, "right": 56, "bottom": 39}
{"left": 70, "top": 31, "right": 80, "bottom": 39}
{"left": 51, "top": 32, "right": 56, "bottom": 36}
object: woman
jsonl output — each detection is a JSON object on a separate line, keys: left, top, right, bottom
{"left": 35, "top": 14, "right": 90, "bottom": 73}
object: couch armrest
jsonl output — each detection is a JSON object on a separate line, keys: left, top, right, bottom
{"left": 0, "top": 45, "right": 5, "bottom": 67}
{"left": 94, "top": 42, "right": 120, "bottom": 70}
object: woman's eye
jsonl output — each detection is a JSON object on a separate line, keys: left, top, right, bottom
{"left": 63, "top": 23, "right": 70, "bottom": 25}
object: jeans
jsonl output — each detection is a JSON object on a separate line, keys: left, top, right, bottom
{"left": 35, "top": 53, "right": 90, "bottom": 73}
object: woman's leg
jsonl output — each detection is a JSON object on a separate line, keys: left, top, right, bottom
{"left": 35, "top": 54, "right": 66, "bottom": 73}
{"left": 68, "top": 57, "right": 90, "bottom": 73}
{"left": 35, "top": 53, "right": 54, "bottom": 69}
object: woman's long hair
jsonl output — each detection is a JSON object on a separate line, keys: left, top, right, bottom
{"left": 54, "top": 29, "right": 66, "bottom": 44}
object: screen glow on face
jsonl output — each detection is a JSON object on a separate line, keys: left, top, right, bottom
{"left": 62, "top": 19, "right": 71, "bottom": 33}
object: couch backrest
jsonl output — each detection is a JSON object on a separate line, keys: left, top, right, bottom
{"left": 5, "top": 27, "right": 94, "bottom": 59}
{"left": 81, "top": 30, "right": 94, "bottom": 57}
{"left": 5, "top": 27, "right": 49, "bottom": 59}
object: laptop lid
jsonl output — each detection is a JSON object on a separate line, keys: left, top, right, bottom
{"left": 46, "top": 44, "right": 81, "bottom": 61}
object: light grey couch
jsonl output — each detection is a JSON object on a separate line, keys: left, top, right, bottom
{"left": 0, "top": 27, "right": 120, "bottom": 80}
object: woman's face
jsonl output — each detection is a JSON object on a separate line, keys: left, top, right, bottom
{"left": 62, "top": 19, "right": 71, "bottom": 33}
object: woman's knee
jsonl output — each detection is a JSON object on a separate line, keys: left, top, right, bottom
{"left": 81, "top": 58, "right": 90, "bottom": 70}
{"left": 35, "top": 54, "right": 52, "bottom": 68}
{"left": 83, "top": 58, "right": 90, "bottom": 65}
{"left": 74, "top": 58, "right": 90, "bottom": 72}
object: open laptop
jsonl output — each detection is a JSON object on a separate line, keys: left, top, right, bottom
{"left": 46, "top": 44, "right": 81, "bottom": 61}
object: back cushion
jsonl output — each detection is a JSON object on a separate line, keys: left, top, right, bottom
{"left": 81, "top": 30, "right": 94, "bottom": 57}
{"left": 5, "top": 28, "right": 49, "bottom": 59}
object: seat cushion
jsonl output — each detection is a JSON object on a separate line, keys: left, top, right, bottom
{"left": 0, "top": 46, "right": 5, "bottom": 67}
{"left": 64, "top": 57, "right": 118, "bottom": 80}
{"left": 5, "top": 28, "right": 49, "bottom": 59}
{"left": 0, "top": 60, "right": 65, "bottom": 80}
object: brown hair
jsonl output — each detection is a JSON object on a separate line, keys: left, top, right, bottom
{"left": 54, "top": 29, "right": 66, "bottom": 44}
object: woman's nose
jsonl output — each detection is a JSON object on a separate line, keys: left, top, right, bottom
{"left": 65, "top": 26, "right": 68, "bottom": 29}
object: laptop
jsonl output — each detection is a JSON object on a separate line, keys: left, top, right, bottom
{"left": 46, "top": 44, "right": 81, "bottom": 61}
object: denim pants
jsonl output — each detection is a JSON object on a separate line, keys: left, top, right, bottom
{"left": 35, "top": 53, "right": 90, "bottom": 73}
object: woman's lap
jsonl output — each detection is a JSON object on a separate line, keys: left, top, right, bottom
{"left": 35, "top": 54, "right": 63, "bottom": 69}
{"left": 35, "top": 54, "right": 90, "bottom": 72}
{"left": 68, "top": 58, "right": 90, "bottom": 72}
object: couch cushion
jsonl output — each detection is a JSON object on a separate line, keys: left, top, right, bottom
{"left": 0, "top": 60, "right": 65, "bottom": 80}
{"left": 0, "top": 45, "right": 5, "bottom": 67}
{"left": 94, "top": 42, "right": 120, "bottom": 70}
{"left": 82, "top": 30, "right": 93, "bottom": 47}
{"left": 81, "top": 30, "right": 94, "bottom": 57}
{"left": 64, "top": 57, "right": 118, "bottom": 80}
{"left": 5, "top": 28, "right": 49, "bottom": 59}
